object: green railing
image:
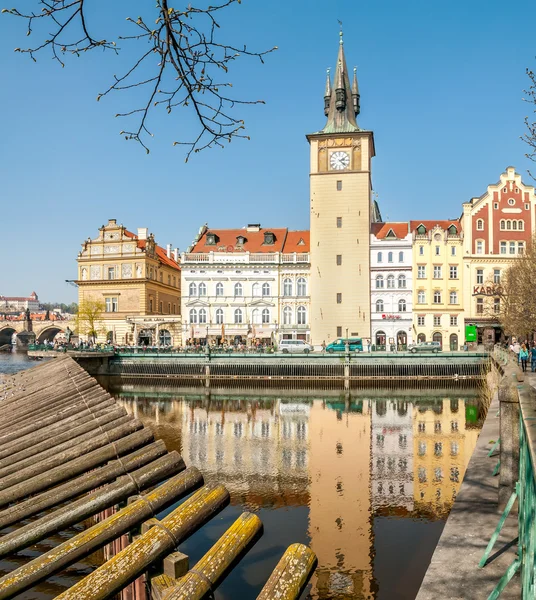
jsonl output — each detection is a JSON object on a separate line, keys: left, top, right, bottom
{"left": 28, "top": 344, "right": 114, "bottom": 353}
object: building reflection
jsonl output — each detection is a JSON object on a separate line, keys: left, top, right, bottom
{"left": 117, "top": 390, "right": 482, "bottom": 600}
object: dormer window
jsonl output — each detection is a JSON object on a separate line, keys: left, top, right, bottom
{"left": 416, "top": 225, "right": 426, "bottom": 235}
{"left": 448, "top": 225, "right": 458, "bottom": 235}
{"left": 206, "top": 232, "right": 218, "bottom": 246}
{"left": 236, "top": 235, "right": 246, "bottom": 245}
{"left": 385, "top": 228, "right": 396, "bottom": 238}
{"left": 263, "top": 231, "right": 275, "bottom": 245}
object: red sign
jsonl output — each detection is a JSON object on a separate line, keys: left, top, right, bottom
{"left": 472, "top": 285, "right": 502, "bottom": 296}
{"left": 382, "top": 314, "right": 401, "bottom": 320}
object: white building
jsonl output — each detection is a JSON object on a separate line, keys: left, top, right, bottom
{"left": 370, "top": 223, "right": 413, "bottom": 349}
{"left": 0, "top": 291, "right": 39, "bottom": 311}
{"left": 181, "top": 224, "right": 310, "bottom": 345}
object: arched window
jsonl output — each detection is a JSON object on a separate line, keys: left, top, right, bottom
{"left": 189, "top": 282, "right": 197, "bottom": 297}
{"left": 262, "top": 282, "right": 271, "bottom": 297}
{"left": 399, "top": 251, "right": 404, "bottom": 263}
{"left": 189, "top": 308, "right": 198, "bottom": 323}
{"left": 283, "top": 306, "right": 292, "bottom": 325}
{"left": 500, "top": 220, "right": 505, "bottom": 230}
{"left": 198, "top": 308, "right": 207, "bottom": 324}
{"left": 378, "top": 252, "right": 383, "bottom": 263}
{"left": 216, "top": 308, "right": 224, "bottom": 324}
{"left": 376, "top": 330, "right": 386, "bottom": 346}
{"left": 262, "top": 308, "right": 270, "bottom": 324}
{"left": 252, "top": 283, "right": 260, "bottom": 297}
{"left": 449, "top": 291, "right": 458, "bottom": 304}
{"left": 388, "top": 252, "right": 393, "bottom": 263}
{"left": 216, "top": 282, "right": 224, "bottom": 296}
{"left": 376, "top": 275, "right": 384, "bottom": 289}
{"left": 297, "top": 306, "right": 306, "bottom": 325}
{"left": 398, "top": 299, "right": 406, "bottom": 312}
{"left": 252, "top": 309, "right": 261, "bottom": 324}
{"left": 376, "top": 299, "right": 384, "bottom": 312}
{"left": 418, "top": 290, "right": 425, "bottom": 304}
{"left": 432, "top": 332, "right": 443, "bottom": 347}
{"left": 519, "top": 220, "right": 524, "bottom": 230}
{"left": 159, "top": 329, "right": 171, "bottom": 345}
{"left": 387, "top": 275, "right": 395, "bottom": 289}
{"left": 198, "top": 282, "right": 207, "bottom": 296}
{"left": 417, "top": 333, "right": 426, "bottom": 342}
{"left": 476, "top": 219, "right": 484, "bottom": 230}
{"left": 234, "top": 308, "right": 243, "bottom": 324}
{"left": 398, "top": 275, "right": 406, "bottom": 289}
{"left": 506, "top": 220, "right": 511, "bottom": 230}
{"left": 283, "top": 278, "right": 292, "bottom": 296}
{"left": 512, "top": 220, "right": 517, "bottom": 230}
{"left": 234, "top": 282, "right": 243, "bottom": 296}
{"left": 297, "top": 278, "right": 307, "bottom": 296}
{"left": 449, "top": 333, "right": 458, "bottom": 351}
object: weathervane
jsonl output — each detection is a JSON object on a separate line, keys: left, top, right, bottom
{"left": 338, "top": 19, "right": 343, "bottom": 44}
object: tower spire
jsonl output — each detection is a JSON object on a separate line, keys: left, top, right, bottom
{"left": 324, "top": 69, "right": 331, "bottom": 117}
{"left": 319, "top": 32, "right": 359, "bottom": 134}
{"left": 352, "top": 66, "right": 360, "bottom": 116}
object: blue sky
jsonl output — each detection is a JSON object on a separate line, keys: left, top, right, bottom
{"left": 1, "top": 0, "right": 535, "bottom": 303}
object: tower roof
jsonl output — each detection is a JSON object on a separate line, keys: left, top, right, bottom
{"left": 319, "top": 32, "right": 360, "bottom": 134}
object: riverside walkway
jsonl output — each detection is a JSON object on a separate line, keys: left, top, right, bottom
{"left": 0, "top": 356, "right": 316, "bottom": 599}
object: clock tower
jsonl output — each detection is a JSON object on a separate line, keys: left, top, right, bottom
{"left": 307, "top": 33, "right": 378, "bottom": 346}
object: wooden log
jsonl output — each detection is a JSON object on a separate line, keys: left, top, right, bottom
{"left": 0, "top": 467, "right": 204, "bottom": 600}
{"left": 256, "top": 544, "right": 317, "bottom": 600}
{"left": 0, "top": 409, "right": 129, "bottom": 471}
{"left": 0, "top": 451, "right": 185, "bottom": 557}
{"left": 162, "top": 512, "right": 263, "bottom": 599}
{"left": 0, "top": 427, "right": 153, "bottom": 508}
{"left": 0, "top": 418, "right": 143, "bottom": 491}
{"left": 53, "top": 483, "right": 230, "bottom": 600}
{"left": 0, "top": 439, "right": 168, "bottom": 529}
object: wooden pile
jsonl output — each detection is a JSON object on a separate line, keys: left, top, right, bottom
{"left": 0, "top": 356, "right": 316, "bottom": 599}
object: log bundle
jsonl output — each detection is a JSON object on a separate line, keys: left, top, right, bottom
{"left": 0, "top": 356, "right": 316, "bottom": 599}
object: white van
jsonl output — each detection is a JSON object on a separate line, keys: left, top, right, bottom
{"left": 279, "top": 339, "right": 313, "bottom": 354}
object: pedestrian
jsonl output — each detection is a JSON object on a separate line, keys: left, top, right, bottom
{"left": 520, "top": 343, "right": 529, "bottom": 373}
{"left": 321, "top": 340, "right": 326, "bottom": 353}
{"left": 531, "top": 344, "right": 536, "bottom": 373}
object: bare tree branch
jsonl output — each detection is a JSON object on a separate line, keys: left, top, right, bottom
{"left": 522, "top": 67, "right": 536, "bottom": 180}
{"left": 2, "top": 0, "right": 276, "bottom": 158}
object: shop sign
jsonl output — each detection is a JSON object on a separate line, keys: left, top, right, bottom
{"left": 382, "top": 314, "right": 401, "bottom": 320}
{"left": 472, "top": 286, "right": 502, "bottom": 296}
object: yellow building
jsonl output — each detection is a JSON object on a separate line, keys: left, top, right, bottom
{"left": 411, "top": 220, "right": 464, "bottom": 350}
{"left": 308, "top": 35, "right": 380, "bottom": 346}
{"left": 76, "top": 219, "right": 182, "bottom": 345}
{"left": 412, "top": 397, "right": 479, "bottom": 516}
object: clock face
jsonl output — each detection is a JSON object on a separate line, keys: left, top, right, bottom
{"left": 330, "top": 151, "right": 350, "bottom": 171}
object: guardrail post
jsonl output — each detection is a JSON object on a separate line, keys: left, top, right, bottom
{"left": 498, "top": 361, "right": 521, "bottom": 509}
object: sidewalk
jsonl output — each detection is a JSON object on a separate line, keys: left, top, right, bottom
{"left": 416, "top": 391, "right": 520, "bottom": 599}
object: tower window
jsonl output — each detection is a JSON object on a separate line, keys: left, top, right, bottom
{"left": 336, "top": 293, "right": 342, "bottom": 304}
{"left": 336, "top": 255, "right": 342, "bottom": 265}
{"left": 336, "top": 180, "right": 342, "bottom": 191}
{"left": 336, "top": 217, "right": 342, "bottom": 228}
{"left": 337, "top": 326, "right": 342, "bottom": 337}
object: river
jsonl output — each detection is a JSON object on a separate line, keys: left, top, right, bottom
{"left": 0, "top": 355, "right": 485, "bottom": 599}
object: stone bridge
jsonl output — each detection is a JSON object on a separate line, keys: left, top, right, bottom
{"left": 0, "top": 320, "right": 75, "bottom": 345}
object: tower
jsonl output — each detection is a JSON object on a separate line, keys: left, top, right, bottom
{"left": 307, "top": 33, "right": 377, "bottom": 345}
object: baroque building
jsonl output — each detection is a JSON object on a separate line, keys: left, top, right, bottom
{"left": 370, "top": 223, "right": 413, "bottom": 349}
{"left": 180, "top": 224, "right": 310, "bottom": 344}
{"left": 411, "top": 220, "right": 464, "bottom": 350}
{"left": 461, "top": 167, "right": 536, "bottom": 345}
{"left": 77, "top": 219, "right": 181, "bottom": 345}
{"left": 308, "top": 33, "right": 380, "bottom": 346}
{"left": 0, "top": 291, "right": 39, "bottom": 312}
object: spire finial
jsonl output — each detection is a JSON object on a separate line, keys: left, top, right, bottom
{"left": 338, "top": 20, "right": 343, "bottom": 44}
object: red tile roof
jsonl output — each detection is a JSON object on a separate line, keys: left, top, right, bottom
{"left": 190, "top": 228, "right": 289, "bottom": 253}
{"left": 124, "top": 230, "right": 180, "bottom": 270}
{"left": 409, "top": 220, "right": 462, "bottom": 232}
{"left": 371, "top": 222, "right": 409, "bottom": 239}
{"left": 282, "top": 230, "right": 310, "bottom": 253}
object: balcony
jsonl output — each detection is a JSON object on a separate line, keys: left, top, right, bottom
{"left": 181, "top": 252, "right": 309, "bottom": 265}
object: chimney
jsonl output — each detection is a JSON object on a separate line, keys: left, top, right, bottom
{"left": 246, "top": 224, "right": 261, "bottom": 232}
{"left": 173, "top": 248, "right": 179, "bottom": 262}
{"left": 137, "top": 228, "right": 148, "bottom": 240}
{"left": 166, "top": 243, "right": 172, "bottom": 258}
{"left": 108, "top": 219, "right": 117, "bottom": 226}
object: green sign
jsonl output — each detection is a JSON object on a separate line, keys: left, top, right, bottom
{"left": 466, "top": 404, "right": 478, "bottom": 424}
{"left": 465, "top": 324, "right": 477, "bottom": 342}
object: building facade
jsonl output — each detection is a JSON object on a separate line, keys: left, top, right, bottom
{"left": 461, "top": 167, "right": 536, "bottom": 345}
{"left": 180, "top": 224, "right": 310, "bottom": 345}
{"left": 77, "top": 219, "right": 181, "bottom": 345}
{"left": 411, "top": 221, "right": 464, "bottom": 350}
{"left": 370, "top": 223, "right": 413, "bottom": 349}
{"left": 0, "top": 292, "right": 39, "bottom": 311}
{"left": 308, "top": 35, "right": 380, "bottom": 347}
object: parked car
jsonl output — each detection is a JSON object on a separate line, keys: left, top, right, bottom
{"left": 326, "top": 338, "right": 363, "bottom": 353}
{"left": 408, "top": 341, "right": 441, "bottom": 354}
{"left": 279, "top": 339, "right": 314, "bottom": 354}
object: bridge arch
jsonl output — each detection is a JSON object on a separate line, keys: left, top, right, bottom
{"left": 36, "top": 326, "right": 64, "bottom": 344}
{"left": 0, "top": 326, "right": 16, "bottom": 345}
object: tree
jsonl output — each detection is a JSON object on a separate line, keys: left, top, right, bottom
{"left": 495, "top": 237, "right": 536, "bottom": 339}
{"left": 3, "top": 1, "right": 276, "bottom": 159}
{"left": 76, "top": 298, "right": 106, "bottom": 342}
{"left": 523, "top": 67, "right": 536, "bottom": 179}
